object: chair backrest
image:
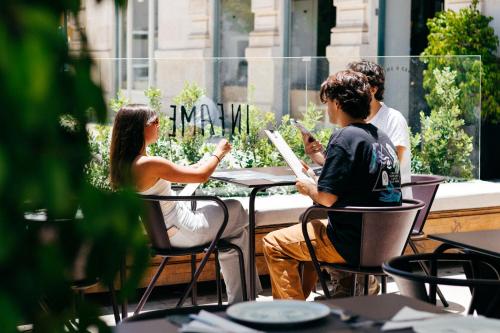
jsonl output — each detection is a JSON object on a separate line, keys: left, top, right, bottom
{"left": 383, "top": 253, "right": 500, "bottom": 318}
{"left": 402, "top": 174, "right": 444, "bottom": 235}
{"left": 140, "top": 199, "right": 171, "bottom": 250}
{"left": 359, "top": 199, "right": 423, "bottom": 267}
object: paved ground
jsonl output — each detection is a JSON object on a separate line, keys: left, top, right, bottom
{"left": 91, "top": 268, "right": 472, "bottom": 327}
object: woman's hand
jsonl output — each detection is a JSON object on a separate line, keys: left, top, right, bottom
{"left": 214, "top": 139, "right": 231, "bottom": 160}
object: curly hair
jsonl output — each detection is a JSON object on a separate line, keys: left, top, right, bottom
{"left": 347, "top": 60, "right": 385, "bottom": 101}
{"left": 319, "top": 70, "right": 372, "bottom": 119}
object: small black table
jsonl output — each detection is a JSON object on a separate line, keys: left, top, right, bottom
{"left": 211, "top": 166, "right": 297, "bottom": 300}
{"left": 116, "top": 293, "right": 446, "bottom": 333}
{"left": 428, "top": 229, "right": 500, "bottom": 258}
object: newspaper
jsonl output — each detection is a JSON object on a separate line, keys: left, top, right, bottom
{"left": 265, "top": 130, "right": 316, "bottom": 184}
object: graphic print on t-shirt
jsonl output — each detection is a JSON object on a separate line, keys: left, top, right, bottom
{"left": 370, "top": 142, "right": 401, "bottom": 203}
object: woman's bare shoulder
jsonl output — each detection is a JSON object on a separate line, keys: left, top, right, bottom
{"left": 133, "top": 156, "right": 175, "bottom": 177}
{"left": 134, "top": 155, "right": 170, "bottom": 167}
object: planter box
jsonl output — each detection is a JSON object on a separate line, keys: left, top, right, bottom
{"left": 87, "top": 180, "right": 500, "bottom": 293}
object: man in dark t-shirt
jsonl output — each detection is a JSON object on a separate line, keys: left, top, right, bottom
{"left": 318, "top": 123, "right": 402, "bottom": 265}
{"left": 262, "top": 70, "right": 402, "bottom": 300}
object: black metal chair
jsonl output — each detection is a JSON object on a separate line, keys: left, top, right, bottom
{"left": 133, "top": 194, "right": 247, "bottom": 315}
{"left": 401, "top": 174, "right": 445, "bottom": 252}
{"left": 24, "top": 215, "right": 123, "bottom": 324}
{"left": 302, "top": 199, "right": 425, "bottom": 298}
{"left": 402, "top": 174, "right": 448, "bottom": 306}
{"left": 383, "top": 252, "right": 500, "bottom": 318}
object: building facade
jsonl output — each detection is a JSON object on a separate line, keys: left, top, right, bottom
{"left": 76, "top": 0, "right": 499, "bottom": 121}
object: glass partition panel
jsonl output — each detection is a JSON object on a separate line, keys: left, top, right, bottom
{"left": 92, "top": 55, "right": 481, "bottom": 188}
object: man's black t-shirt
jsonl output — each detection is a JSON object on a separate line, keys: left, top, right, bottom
{"left": 317, "top": 123, "right": 402, "bottom": 265}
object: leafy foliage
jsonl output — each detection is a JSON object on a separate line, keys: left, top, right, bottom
{"left": 421, "top": 0, "right": 499, "bottom": 123}
{"left": 0, "top": 1, "right": 148, "bottom": 332}
{"left": 87, "top": 86, "right": 334, "bottom": 196}
{"left": 411, "top": 68, "right": 474, "bottom": 179}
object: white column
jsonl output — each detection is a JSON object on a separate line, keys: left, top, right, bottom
{"left": 148, "top": 0, "right": 155, "bottom": 88}
{"left": 326, "top": 0, "right": 378, "bottom": 74}
{"left": 155, "top": 0, "right": 213, "bottom": 101}
{"left": 245, "top": 0, "right": 282, "bottom": 114}
{"left": 126, "top": 0, "right": 133, "bottom": 97}
{"left": 79, "top": 0, "right": 116, "bottom": 95}
{"left": 383, "top": 0, "right": 411, "bottom": 117}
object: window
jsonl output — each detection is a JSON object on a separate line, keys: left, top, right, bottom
{"left": 119, "top": 0, "right": 158, "bottom": 93}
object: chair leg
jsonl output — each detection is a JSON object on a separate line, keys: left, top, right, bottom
{"left": 381, "top": 275, "right": 387, "bottom": 294}
{"left": 109, "top": 282, "right": 121, "bottom": 324}
{"left": 223, "top": 243, "right": 248, "bottom": 301}
{"left": 191, "top": 254, "right": 198, "bottom": 306}
{"left": 411, "top": 240, "right": 449, "bottom": 307}
{"left": 301, "top": 222, "right": 330, "bottom": 298}
{"left": 364, "top": 275, "right": 369, "bottom": 296}
{"left": 351, "top": 274, "right": 357, "bottom": 297}
{"left": 120, "top": 258, "right": 128, "bottom": 319}
{"left": 133, "top": 257, "right": 169, "bottom": 315}
{"left": 233, "top": 244, "right": 248, "bottom": 301}
{"left": 177, "top": 245, "right": 219, "bottom": 307}
{"left": 214, "top": 249, "right": 222, "bottom": 306}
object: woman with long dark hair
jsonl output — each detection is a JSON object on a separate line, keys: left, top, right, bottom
{"left": 110, "top": 104, "right": 260, "bottom": 303}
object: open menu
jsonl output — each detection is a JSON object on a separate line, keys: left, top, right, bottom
{"left": 265, "top": 130, "right": 316, "bottom": 184}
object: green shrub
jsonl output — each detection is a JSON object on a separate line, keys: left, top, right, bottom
{"left": 411, "top": 68, "right": 474, "bottom": 179}
{"left": 87, "top": 86, "right": 334, "bottom": 195}
{"left": 421, "top": 0, "right": 499, "bottom": 123}
{"left": 0, "top": 1, "right": 148, "bottom": 332}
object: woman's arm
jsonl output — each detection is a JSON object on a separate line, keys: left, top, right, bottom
{"left": 136, "top": 139, "right": 231, "bottom": 184}
{"left": 138, "top": 155, "right": 220, "bottom": 183}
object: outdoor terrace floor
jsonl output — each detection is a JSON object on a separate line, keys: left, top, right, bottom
{"left": 92, "top": 268, "right": 472, "bottom": 328}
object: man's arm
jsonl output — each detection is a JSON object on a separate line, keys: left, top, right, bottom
{"left": 395, "top": 145, "right": 405, "bottom": 164}
{"left": 296, "top": 178, "right": 337, "bottom": 207}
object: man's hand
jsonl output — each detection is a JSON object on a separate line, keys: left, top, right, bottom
{"left": 301, "top": 133, "right": 326, "bottom": 166}
{"left": 296, "top": 176, "right": 338, "bottom": 207}
{"left": 300, "top": 160, "right": 319, "bottom": 183}
{"left": 296, "top": 177, "right": 316, "bottom": 196}
{"left": 302, "top": 133, "right": 324, "bottom": 155}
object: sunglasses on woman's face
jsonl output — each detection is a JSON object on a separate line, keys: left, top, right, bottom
{"left": 146, "top": 118, "right": 159, "bottom": 127}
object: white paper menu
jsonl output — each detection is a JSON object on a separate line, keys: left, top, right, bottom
{"left": 265, "top": 130, "right": 316, "bottom": 184}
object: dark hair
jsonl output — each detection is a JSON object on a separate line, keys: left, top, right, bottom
{"left": 319, "top": 70, "right": 372, "bottom": 119}
{"left": 109, "top": 104, "right": 157, "bottom": 190}
{"left": 347, "top": 60, "right": 385, "bottom": 101}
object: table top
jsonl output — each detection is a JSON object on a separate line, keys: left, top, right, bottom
{"left": 116, "top": 294, "right": 445, "bottom": 333}
{"left": 210, "top": 166, "right": 297, "bottom": 188}
{"left": 428, "top": 229, "right": 500, "bottom": 258}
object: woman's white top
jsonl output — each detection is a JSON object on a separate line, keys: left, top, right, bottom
{"left": 138, "top": 179, "right": 176, "bottom": 222}
{"left": 138, "top": 178, "right": 197, "bottom": 231}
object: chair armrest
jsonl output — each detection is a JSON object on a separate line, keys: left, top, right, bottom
{"left": 401, "top": 174, "right": 445, "bottom": 188}
{"left": 139, "top": 194, "right": 229, "bottom": 244}
{"left": 300, "top": 199, "right": 424, "bottom": 225}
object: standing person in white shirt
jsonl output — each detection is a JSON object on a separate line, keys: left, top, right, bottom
{"left": 347, "top": 60, "right": 412, "bottom": 199}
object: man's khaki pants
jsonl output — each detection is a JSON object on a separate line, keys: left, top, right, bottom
{"left": 262, "top": 219, "right": 346, "bottom": 300}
